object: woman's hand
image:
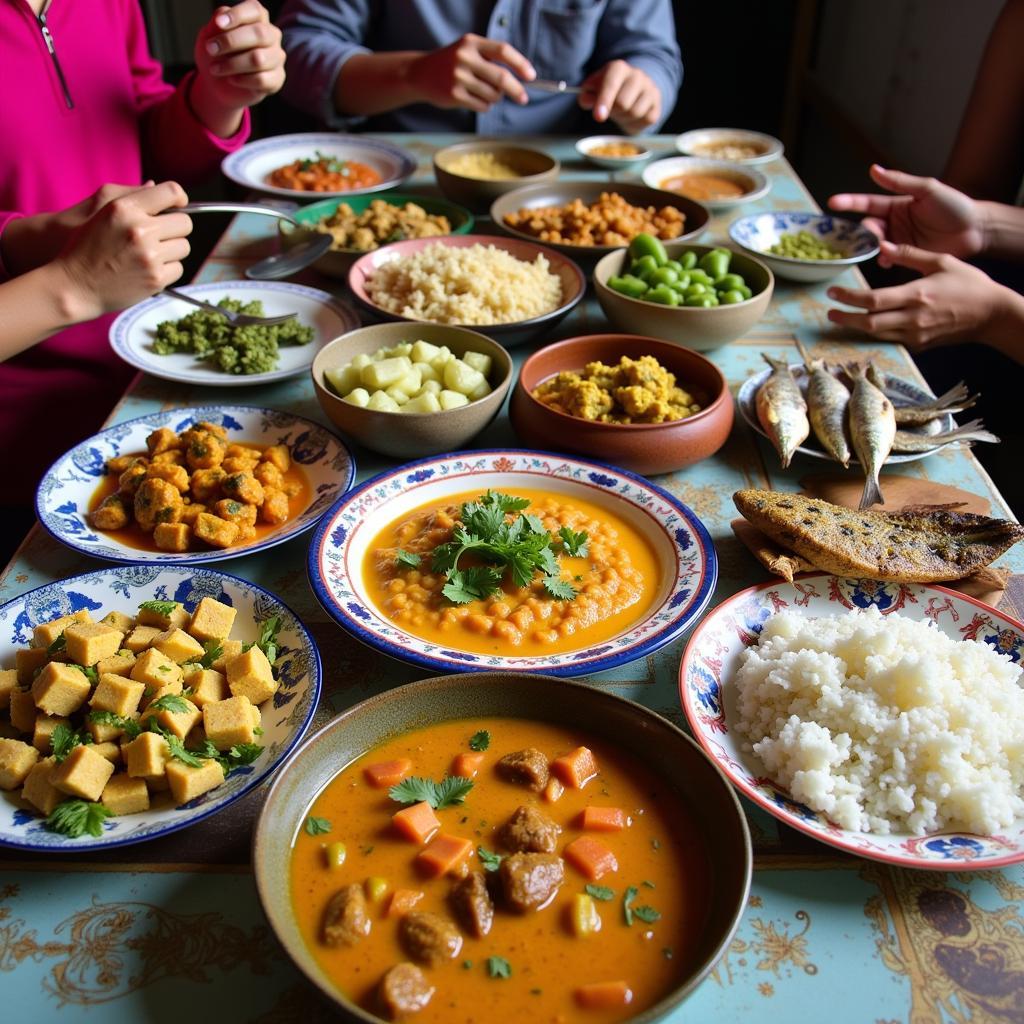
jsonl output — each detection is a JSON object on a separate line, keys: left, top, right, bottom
{"left": 828, "top": 164, "right": 986, "bottom": 258}
{"left": 191, "top": 1, "right": 286, "bottom": 135}
{"left": 579, "top": 60, "right": 660, "bottom": 134}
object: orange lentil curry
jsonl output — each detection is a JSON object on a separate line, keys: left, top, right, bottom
{"left": 269, "top": 152, "right": 383, "bottom": 192}
{"left": 363, "top": 489, "right": 660, "bottom": 657}
{"left": 291, "top": 717, "right": 710, "bottom": 1022}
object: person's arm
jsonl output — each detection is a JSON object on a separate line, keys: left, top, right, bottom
{"left": 977, "top": 200, "right": 1024, "bottom": 260}
{"left": 944, "top": 0, "right": 1024, "bottom": 201}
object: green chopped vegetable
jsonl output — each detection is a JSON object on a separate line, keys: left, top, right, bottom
{"left": 139, "top": 600, "right": 178, "bottom": 616}
{"left": 768, "top": 230, "right": 844, "bottom": 260}
{"left": 47, "top": 633, "right": 66, "bottom": 655}
{"left": 389, "top": 775, "right": 474, "bottom": 810}
{"left": 486, "top": 956, "right": 512, "bottom": 979}
{"left": 469, "top": 730, "right": 490, "bottom": 751}
{"left": 88, "top": 710, "right": 142, "bottom": 740}
{"left": 305, "top": 815, "right": 332, "bottom": 836}
{"left": 585, "top": 884, "right": 615, "bottom": 901}
{"left": 44, "top": 800, "right": 112, "bottom": 838}
{"left": 50, "top": 724, "right": 92, "bottom": 764}
{"left": 147, "top": 694, "right": 193, "bottom": 715}
{"left": 477, "top": 846, "right": 504, "bottom": 872}
{"left": 396, "top": 549, "right": 422, "bottom": 570}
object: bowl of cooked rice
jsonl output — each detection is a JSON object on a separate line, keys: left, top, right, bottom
{"left": 347, "top": 235, "right": 586, "bottom": 348}
{"left": 433, "top": 141, "right": 560, "bottom": 214}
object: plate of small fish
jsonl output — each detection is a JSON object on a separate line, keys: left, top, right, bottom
{"left": 737, "top": 350, "right": 998, "bottom": 509}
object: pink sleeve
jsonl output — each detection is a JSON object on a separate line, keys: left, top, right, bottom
{"left": 0, "top": 212, "right": 25, "bottom": 283}
{"left": 123, "top": 1, "right": 250, "bottom": 185}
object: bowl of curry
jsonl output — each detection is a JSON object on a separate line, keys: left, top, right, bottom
{"left": 641, "top": 157, "right": 769, "bottom": 210}
{"left": 307, "top": 450, "right": 717, "bottom": 676}
{"left": 253, "top": 672, "right": 752, "bottom": 1023}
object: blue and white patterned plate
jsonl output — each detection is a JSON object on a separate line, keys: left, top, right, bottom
{"left": 679, "top": 574, "right": 1024, "bottom": 870}
{"left": 36, "top": 406, "right": 354, "bottom": 565}
{"left": 308, "top": 449, "right": 717, "bottom": 676}
{"left": 0, "top": 565, "right": 321, "bottom": 851}
{"left": 729, "top": 211, "right": 880, "bottom": 282}
{"left": 221, "top": 133, "right": 417, "bottom": 200}
{"left": 109, "top": 281, "right": 358, "bottom": 388}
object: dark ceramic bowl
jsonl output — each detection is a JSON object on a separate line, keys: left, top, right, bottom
{"left": 433, "top": 140, "right": 559, "bottom": 214}
{"left": 490, "top": 180, "right": 710, "bottom": 269}
{"left": 511, "top": 334, "right": 734, "bottom": 476}
{"left": 253, "top": 672, "right": 752, "bottom": 1022}
{"left": 347, "top": 234, "right": 586, "bottom": 348}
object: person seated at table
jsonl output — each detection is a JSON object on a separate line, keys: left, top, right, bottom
{"left": 825, "top": 165, "right": 1024, "bottom": 363}
{"left": 0, "top": 182, "right": 191, "bottom": 362}
{"left": 277, "top": 0, "right": 681, "bottom": 135}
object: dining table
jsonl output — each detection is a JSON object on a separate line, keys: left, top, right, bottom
{"left": 2, "top": 133, "right": 1023, "bottom": 1024}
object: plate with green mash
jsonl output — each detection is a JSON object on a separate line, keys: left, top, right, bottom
{"left": 109, "top": 280, "right": 359, "bottom": 387}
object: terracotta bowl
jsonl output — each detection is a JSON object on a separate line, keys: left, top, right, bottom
{"left": 433, "top": 140, "right": 559, "bottom": 214}
{"left": 593, "top": 244, "right": 773, "bottom": 352}
{"left": 253, "top": 672, "right": 752, "bottom": 1022}
{"left": 347, "top": 234, "right": 585, "bottom": 348}
{"left": 511, "top": 334, "right": 734, "bottom": 476}
{"left": 312, "top": 322, "right": 513, "bottom": 459}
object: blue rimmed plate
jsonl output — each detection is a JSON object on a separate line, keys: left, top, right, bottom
{"left": 0, "top": 565, "right": 321, "bottom": 851}
{"left": 109, "top": 280, "right": 358, "bottom": 388}
{"left": 308, "top": 449, "right": 717, "bottom": 676}
{"left": 36, "top": 405, "right": 354, "bottom": 565}
{"left": 679, "top": 574, "right": 1024, "bottom": 870}
{"left": 221, "top": 133, "right": 417, "bottom": 200}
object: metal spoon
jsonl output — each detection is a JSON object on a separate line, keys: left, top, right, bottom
{"left": 163, "top": 286, "right": 298, "bottom": 327}
{"left": 181, "top": 201, "right": 333, "bottom": 280}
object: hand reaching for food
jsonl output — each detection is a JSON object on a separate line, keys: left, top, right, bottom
{"left": 579, "top": 60, "right": 661, "bottom": 134}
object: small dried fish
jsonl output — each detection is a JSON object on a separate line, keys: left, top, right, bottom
{"left": 866, "top": 367, "right": 979, "bottom": 424}
{"left": 892, "top": 418, "right": 1000, "bottom": 453}
{"left": 848, "top": 364, "right": 895, "bottom": 509}
{"left": 755, "top": 354, "right": 809, "bottom": 469}
{"left": 803, "top": 355, "right": 851, "bottom": 467}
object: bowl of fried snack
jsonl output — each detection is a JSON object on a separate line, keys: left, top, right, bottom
{"left": 510, "top": 333, "right": 733, "bottom": 475}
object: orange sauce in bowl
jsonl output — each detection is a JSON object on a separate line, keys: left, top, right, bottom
{"left": 269, "top": 157, "right": 383, "bottom": 192}
{"left": 660, "top": 174, "right": 747, "bottom": 202}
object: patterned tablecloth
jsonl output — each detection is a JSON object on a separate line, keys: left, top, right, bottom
{"left": 2, "top": 135, "right": 1022, "bottom": 1024}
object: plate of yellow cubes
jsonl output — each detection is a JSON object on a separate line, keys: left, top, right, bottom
{"left": 0, "top": 565, "right": 320, "bottom": 849}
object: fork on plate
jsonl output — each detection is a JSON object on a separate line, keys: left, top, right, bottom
{"left": 163, "top": 287, "right": 297, "bottom": 327}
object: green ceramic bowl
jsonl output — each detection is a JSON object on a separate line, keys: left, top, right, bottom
{"left": 279, "top": 193, "right": 475, "bottom": 280}
{"left": 252, "top": 672, "right": 752, "bottom": 1022}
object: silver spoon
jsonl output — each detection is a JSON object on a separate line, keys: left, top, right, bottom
{"left": 181, "top": 201, "right": 333, "bottom": 280}
{"left": 163, "top": 286, "right": 298, "bottom": 327}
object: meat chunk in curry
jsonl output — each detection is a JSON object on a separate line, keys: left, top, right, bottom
{"left": 399, "top": 911, "right": 463, "bottom": 965}
{"left": 499, "top": 804, "right": 561, "bottom": 853}
{"left": 378, "top": 962, "right": 435, "bottom": 1019}
{"left": 496, "top": 748, "right": 549, "bottom": 791}
{"left": 322, "top": 883, "right": 371, "bottom": 947}
{"left": 449, "top": 871, "right": 494, "bottom": 938}
{"left": 499, "top": 852, "right": 564, "bottom": 912}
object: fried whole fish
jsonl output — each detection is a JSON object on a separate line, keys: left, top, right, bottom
{"left": 803, "top": 356, "right": 851, "bottom": 466}
{"left": 866, "top": 368, "right": 979, "bottom": 424}
{"left": 848, "top": 365, "right": 895, "bottom": 509}
{"left": 733, "top": 489, "right": 1024, "bottom": 582}
{"left": 756, "top": 355, "right": 809, "bottom": 468}
{"left": 892, "top": 418, "right": 1000, "bottom": 453}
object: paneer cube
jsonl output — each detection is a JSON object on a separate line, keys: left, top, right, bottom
{"left": 101, "top": 610, "right": 135, "bottom": 634}
{"left": 226, "top": 646, "right": 277, "bottom": 706}
{"left": 123, "top": 732, "right": 170, "bottom": 780}
{"left": 153, "top": 628, "right": 205, "bottom": 665}
{"left": 125, "top": 624, "right": 163, "bottom": 653}
{"left": 50, "top": 744, "right": 115, "bottom": 801}
{"left": 91, "top": 741, "right": 121, "bottom": 764}
{"left": 90, "top": 674, "right": 146, "bottom": 718}
{"left": 87, "top": 715, "right": 135, "bottom": 744}
{"left": 166, "top": 758, "right": 225, "bottom": 806}
{"left": 15, "top": 647, "right": 48, "bottom": 685}
{"left": 137, "top": 601, "right": 189, "bottom": 631}
{"left": 9, "top": 689, "right": 37, "bottom": 733}
{"left": 211, "top": 640, "right": 243, "bottom": 673}
{"left": 0, "top": 668, "right": 17, "bottom": 710}
{"left": 188, "top": 597, "right": 237, "bottom": 642}
{"left": 32, "top": 609, "right": 92, "bottom": 649}
{"left": 183, "top": 668, "right": 228, "bottom": 708}
{"left": 154, "top": 522, "right": 191, "bottom": 553}
{"left": 32, "top": 714, "right": 69, "bottom": 753}
{"left": 64, "top": 622, "right": 124, "bottom": 667}
{"left": 142, "top": 698, "right": 200, "bottom": 740}
{"left": 203, "top": 695, "right": 257, "bottom": 751}
{"left": 32, "top": 662, "right": 91, "bottom": 717}
{"left": 130, "top": 647, "right": 184, "bottom": 690}
{"left": 21, "top": 758, "right": 62, "bottom": 814}
{"left": 101, "top": 773, "right": 150, "bottom": 816}
{"left": 0, "top": 737, "right": 40, "bottom": 790}
{"left": 193, "top": 513, "right": 240, "bottom": 549}
{"left": 95, "top": 651, "right": 136, "bottom": 678}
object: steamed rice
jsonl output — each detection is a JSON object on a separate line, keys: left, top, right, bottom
{"left": 733, "top": 607, "right": 1024, "bottom": 835}
{"left": 365, "top": 242, "right": 563, "bottom": 325}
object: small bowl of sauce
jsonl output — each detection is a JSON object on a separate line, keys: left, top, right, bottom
{"left": 643, "top": 157, "right": 770, "bottom": 209}
{"left": 576, "top": 134, "right": 653, "bottom": 169}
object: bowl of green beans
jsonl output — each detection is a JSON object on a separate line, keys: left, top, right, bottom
{"left": 593, "top": 235, "right": 774, "bottom": 352}
{"left": 728, "top": 211, "right": 880, "bottom": 283}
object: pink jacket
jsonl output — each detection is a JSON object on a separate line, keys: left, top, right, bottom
{"left": 0, "top": 0, "right": 250, "bottom": 500}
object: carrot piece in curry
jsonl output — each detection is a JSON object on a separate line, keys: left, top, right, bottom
{"left": 575, "top": 980, "right": 634, "bottom": 1009}
{"left": 392, "top": 800, "right": 441, "bottom": 844}
{"left": 364, "top": 758, "right": 413, "bottom": 788}
{"left": 415, "top": 834, "right": 474, "bottom": 878}
{"left": 564, "top": 835, "right": 619, "bottom": 880}
{"left": 450, "top": 751, "right": 485, "bottom": 778}
{"left": 579, "top": 806, "right": 627, "bottom": 832}
{"left": 385, "top": 888, "right": 425, "bottom": 918}
{"left": 543, "top": 776, "right": 564, "bottom": 803}
{"left": 551, "top": 746, "right": 599, "bottom": 789}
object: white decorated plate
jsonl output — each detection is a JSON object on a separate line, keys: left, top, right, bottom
{"left": 36, "top": 405, "right": 354, "bottom": 564}
{"left": 109, "top": 281, "right": 358, "bottom": 387}
{"left": 737, "top": 363, "right": 956, "bottom": 465}
{"left": 221, "top": 133, "right": 416, "bottom": 200}
{"left": 0, "top": 565, "right": 321, "bottom": 851}
{"left": 679, "top": 574, "right": 1024, "bottom": 870}
{"left": 674, "top": 128, "right": 783, "bottom": 166}
{"left": 308, "top": 449, "right": 717, "bottom": 676}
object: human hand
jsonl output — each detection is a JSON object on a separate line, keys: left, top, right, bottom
{"left": 407, "top": 34, "right": 536, "bottom": 112}
{"left": 826, "top": 240, "right": 1005, "bottom": 350}
{"left": 579, "top": 60, "right": 660, "bottom": 134}
{"left": 192, "top": 1, "right": 285, "bottom": 131}
{"left": 55, "top": 182, "right": 192, "bottom": 320}
{"left": 828, "top": 164, "right": 985, "bottom": 258}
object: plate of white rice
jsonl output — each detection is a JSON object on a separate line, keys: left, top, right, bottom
{"left": 679, "top": 573, "right": 1024, "bottom": 869}
{"left": 347, "top": 234, "right": 585, "bottom": 347}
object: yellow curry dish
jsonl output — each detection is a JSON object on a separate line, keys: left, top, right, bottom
{"left": 291, "top": 717, "right": 710, "bottom": 1022}
{"left": 364, "top": 489, "right": 660, "bottom": 657}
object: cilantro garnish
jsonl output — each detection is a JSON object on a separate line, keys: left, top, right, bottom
{"left": 51, "top": 724, "right": 92, "bottom": 764}
{"left": 305, "top": 816, "right": 332, "bottom": 836}
{"left": 139, "top": 600, "right": 178, "bottom": 616}
{"left": 47, "top": 633, "right": 66, "bottom": 655}
{"left": 88, "top": 710, "right": 142, "bottom": 740}
{"left": 148, "top": 694, "right": 193, "bottom": 715}
{"left": 476, "top": 846, "right": 504, "bottom": 872}
{"left": 633, "top": 905, "right": 662, "bottom": 923}
{"left": 558, "top": 526, "right": 590, "bottom": 558}
{"left": 396, "top": 549, "right": 422, "bottom": 570}
{"left": 469, "top": 730, "right": 490, "bottom": 752}
{"left": 486, "top": 956, "right": 512, "bottom": 979}
{"left": 389, "top": 775, "right": 474, "bottom": 810}
{"left": 542, "top": 575, "right": 577, "bottom": 601}
{"left": 69, "top": 664, "right": 98, "bottom": 684}
{"left": 199, "top": 640, "right": 223, "bottom": 669}
{"left": 44, "top": 800, "right": 112, "bottom": 838}
{"left": 623, "top": 884, "right": 660, "bottom": 925}
{"left": 585, "top": 884, "right": 615, "bottom": 901}
{"left": 256, "top": 616, "right": 283, "bottom": 665}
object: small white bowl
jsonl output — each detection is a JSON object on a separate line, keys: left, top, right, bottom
{"left": 675, "top": 128, "right": 783, "bottom": 165}
{"left": 575, "top": 135, "right": 652, "bottom": 169}
{"left": 729, "top": 211, "right": 880, "bottom": 283}
{"left": 642, "top": 157, "right": 770, "bottom": 210}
